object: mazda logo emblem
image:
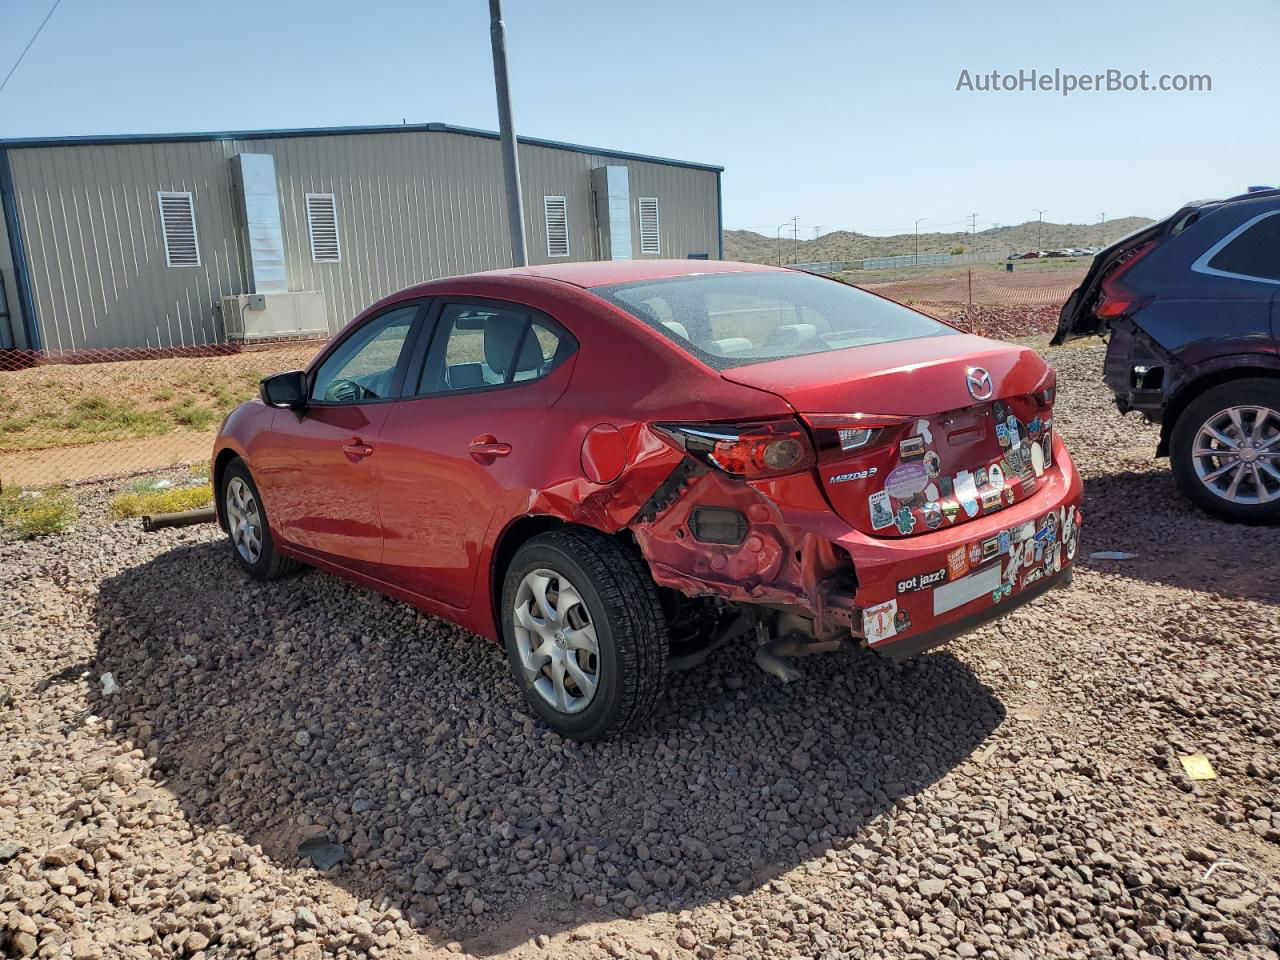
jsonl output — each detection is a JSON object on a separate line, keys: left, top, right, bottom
{"left": 966, "top": 367, "right": 994, "bottom": 401}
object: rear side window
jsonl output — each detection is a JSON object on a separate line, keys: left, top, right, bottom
{"left": 419, "top": 304, "right": 573, "bottom": 394}
{"left": 594, "top": 271, "right": 953, "bottom": 368}
{"left": 1205, "top": 211, "right": 1280, "bottom": 281}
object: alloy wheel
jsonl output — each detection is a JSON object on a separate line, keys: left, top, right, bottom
{"left": 1192, "top": 404, "right": 1280, "bottom": 504}
{"left": 512, "top": 568, "right": 601, "bottom": 714}
{"left": 225, "top": 476, "right": 263, "bottom": 563}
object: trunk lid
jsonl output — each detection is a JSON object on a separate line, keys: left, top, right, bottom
{"left": 722, "top": 335, "right": 1056, "bottom": 537}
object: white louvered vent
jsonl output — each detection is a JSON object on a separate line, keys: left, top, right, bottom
{"left": 305, "top": 193, "right": 341, "bottom": 263}
{"left": 157, "top": 191, "right": 200, "bottom": 267}
{"left": 544, "top": 196, "right": 570, "bottom": 257}
{"left": 639, "top": 197, "right": 660, "bottom": 255}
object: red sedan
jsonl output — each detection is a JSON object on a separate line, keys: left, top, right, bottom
{"left": 213, "top": 260, "right": 1082, "bottom": 740}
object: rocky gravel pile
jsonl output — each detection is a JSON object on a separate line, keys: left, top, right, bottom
{"left": 2, "top": 341, "right": 1278, "bottom": 960}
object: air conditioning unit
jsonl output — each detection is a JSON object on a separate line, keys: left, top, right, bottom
{"left": 219, "top": 291, "right": 328, "bottom": 341}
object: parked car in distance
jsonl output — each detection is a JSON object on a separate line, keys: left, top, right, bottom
{"left": 215, "top": 260, "right": 1083, "bottom": 739}
{"left": 1054, "top": 190, "right": 1280, "bottom": 523}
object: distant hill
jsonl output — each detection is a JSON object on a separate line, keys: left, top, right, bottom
{"left": 723, "top": 217, "right": 1154, "bottom": 265}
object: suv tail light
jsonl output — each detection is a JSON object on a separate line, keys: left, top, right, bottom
{"left": 651, "top": 419, "right": 815, "bottom": 479}
{"left": 1095, "top": 240, "right": 1157, "bottom": 319}
{"left": 804, "top": 413, "right": 916, "bottom": 462}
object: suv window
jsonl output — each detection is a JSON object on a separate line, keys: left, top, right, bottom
{"left": 311, "top": 305, "right": 418, "bottom": 402}
{"left": 419, "top": 303, "right": 573, "bottom": 394}
{"left": 1206, "top": 212, "right": 1280, "bottom": 281}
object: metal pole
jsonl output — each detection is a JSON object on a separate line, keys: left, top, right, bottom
{"left": 791, "top": 216, "right": 798, "bottom": 265}
{"left": 1033, "top": 209, "right": 1046, "bottom": 251}
{"left": 914, "top": 218, "right": 926, "bottom": 265}
{"left": 489, "top": 0, "right": 527, "bottom": 267}
{"left": 1099, "top": 212, "right": 1106, "bottom": 247}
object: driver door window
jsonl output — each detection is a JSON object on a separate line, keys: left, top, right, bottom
{"left": 311, "top": 305, "right": 418, "bottom": 403}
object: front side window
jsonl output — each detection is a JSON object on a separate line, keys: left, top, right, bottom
{"left": 594, "top": 270, "right": 954, "bottom": 369}
{"left": 419, "top": 303, "right": 573, "bottom": 394}
{"left": 310, "top": 305, "right": 418, "bottom": 402}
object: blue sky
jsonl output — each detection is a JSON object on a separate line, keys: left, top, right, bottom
{"left": 2, "top": 0, "right": 1276, "bottom": 235}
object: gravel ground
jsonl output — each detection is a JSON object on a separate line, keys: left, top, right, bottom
{"left": 2, "top": 341, "right": 1278, "bottom": 960}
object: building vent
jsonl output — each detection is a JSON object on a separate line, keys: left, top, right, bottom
{"left": 305, "top": 193, "right": 341, "bottom": 263}
{"left": 639, "top": 197, "right": 661, "bottom": 255}
{"left": 157, "top": 191, "right": 200, "bottom": 267}
{"left": 544, "top": 196, "right": 570, "bottom": 257}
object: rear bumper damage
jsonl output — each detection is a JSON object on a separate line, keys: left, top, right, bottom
{"left": 628, "top": 436, "right": 1083, "bottom": 662}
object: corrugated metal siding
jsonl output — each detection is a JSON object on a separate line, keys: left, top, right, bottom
{"left": 5, "top": 130, "right": 721, "bottom": 351}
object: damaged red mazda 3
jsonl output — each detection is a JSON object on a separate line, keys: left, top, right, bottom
{"left": 213, "top": 260, "right": 1082, "bottom": 740}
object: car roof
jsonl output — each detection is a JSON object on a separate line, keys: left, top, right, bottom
{"left": 474, "top": 258, "right": 787, "bottom": 288}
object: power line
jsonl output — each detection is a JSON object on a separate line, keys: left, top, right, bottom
{"left": 0, "top": 0, "right": 65, "bottom": 97}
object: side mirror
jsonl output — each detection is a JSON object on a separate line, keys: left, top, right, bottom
{"left": 260, "top": 370, "right": 308, "bottom": 409}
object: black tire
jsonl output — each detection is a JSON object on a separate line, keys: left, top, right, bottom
{"left": 1170, "top": 377, "right": 1280, "bottom": 525}
{"left": 500, "top": 528, "right": 667, "bottom": 741}
{"left": 220, "top": 458, "right": 302, "bottom": 579}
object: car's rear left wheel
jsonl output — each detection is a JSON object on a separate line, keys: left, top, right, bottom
{"left": 1171, "top": 378, "right": 1280, "bottom": 524}
{"left": 500, "top": 528, "right": 667, "bottom": 741}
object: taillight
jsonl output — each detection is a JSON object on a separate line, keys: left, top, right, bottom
{"left": 804, "top": 413, "right": 916, "bottom": 462}
{"left": 1095, "top": 241, "right": 1157, "bottom": 319}
{"left": 651, "top": 419, "right": 815, "bottom": 479}
{"left": 1033, "top": 368, "right": 1057, "bottom": 408}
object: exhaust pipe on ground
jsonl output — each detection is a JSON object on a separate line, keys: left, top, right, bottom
{"left": 141, "top": 507, "right": 216, "bottom": 532}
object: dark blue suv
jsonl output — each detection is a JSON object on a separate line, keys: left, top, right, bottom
{"left": 1054, "top": 191, "right": 1280, "bottom": 523}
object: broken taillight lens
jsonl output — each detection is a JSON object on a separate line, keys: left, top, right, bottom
{"left": 1033, "top": 368, "right": 1057, "bottom": 408}
{"left": 651, "top": 419, "right": 816, "bottom": 479}
{"left": 1095, "top": 240, "right": 1157, "bottom": 319}
{"left": 803, "top": 413, "right": 916, "bottom": 462}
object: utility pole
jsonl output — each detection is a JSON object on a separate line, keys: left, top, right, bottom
{"left": 1099, "top": 212, "right": 1106, "bottom": 247}
{"left": 969, "top": 212, "right": 978, "bottom": 237}
{"left": 1033, "top": 209, "right": 1046, "bottom": 252}
{"left": 914, "top": 218, "right": 927, "bottom": 264}
{"left": 489, "top": 0, "right": 527, "bottom": 266}
{"left": 812, "top": 226, "right": 820, "bottom": 241}
{"left": 792, "top": 216, "right": 799, "bottom": 265}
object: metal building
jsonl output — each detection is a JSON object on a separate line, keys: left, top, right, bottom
{"left": 0, "top": 123, "right": 723, "bottom": 353}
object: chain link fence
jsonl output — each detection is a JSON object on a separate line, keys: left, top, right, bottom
{"left": 0, "top": 342, "right": 317, "bottom": 490}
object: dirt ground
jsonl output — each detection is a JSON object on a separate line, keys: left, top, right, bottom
{"left": 858, "top": 266, "right": 1087, "bottom": 307}
{"left": 2, "top": 339, "right": 1278, "bottom": 959}
{"left": 0, "top": 346, "right": 315, "bottom": 486}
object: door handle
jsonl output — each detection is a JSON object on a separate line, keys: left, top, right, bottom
{"left": 469, "top": 436, "right": 512, "bottom": 461}
{"left": 342, "top": 440, "right": 374, "bottom": 458}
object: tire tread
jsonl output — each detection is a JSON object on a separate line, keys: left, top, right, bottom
{"left": 507, "top": 527, "right": 667, "bottom": 740}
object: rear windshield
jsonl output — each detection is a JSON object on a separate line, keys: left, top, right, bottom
{"left": 593, "top": 270, "right": 954, "bottom": 368}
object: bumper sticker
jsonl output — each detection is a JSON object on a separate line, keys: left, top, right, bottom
{"left": 954, "top": 471, "right": 979, "bottom": 518}
{"left": 868, "top": 490, "right": 894, "bottom": 530}
{"left": 898, "top": 567, "right": 947, "bottom": 594}
{"left": 885, "top": 463, "right": 929, "bottom": 499}
{"left": 863, "top": 599, "right": 898, "bottom": 644}
{"left": 895, "top": 506, "right": 917, "bottom": 534}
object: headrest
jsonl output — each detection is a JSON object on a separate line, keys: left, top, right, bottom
{"left": 484, "top": 314, "right": 543, "bottom": 374}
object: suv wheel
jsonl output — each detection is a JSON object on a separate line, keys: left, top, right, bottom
{"left": 1170, "top": 378, "right": 1280, "bottom": 524}
{"left": 221, "top": 458, "right": 302, "bottom": 579}
{"left": 500, "top": 528, "right": 667, "bottom": 741}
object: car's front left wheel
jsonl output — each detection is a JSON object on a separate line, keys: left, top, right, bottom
{"left": 500, "top": 528, "right": 667, "bottom": 741}
{"left": 220, "top": 458, "right": 301, "bottom": 579}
